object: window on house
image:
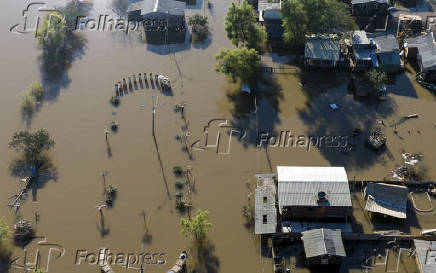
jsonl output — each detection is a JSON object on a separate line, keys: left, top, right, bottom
{"left": 263, "top": 215, "right": 267, "bottom": 224}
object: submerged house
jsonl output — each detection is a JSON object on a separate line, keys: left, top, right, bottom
{"left": 405, "top": 32, "right": 436, "bottom": 74}
{"left": 414, "top": 239, "right": 436, "bottom": 273}
{"left": 127, "top": 0, "right": 186, "bottom": 43}
{"left": 301, "top": 228, "right": 346, "bottom": 267}
{"left": 277, "top": 166, "right": 352, "bottom": 221}
{"left": 364, "top": 183, "right": 408, "bottom": 219}
{"left": 258, "top": 0, "right": 283, "bottom": 40}
{"left": 254, "top": 174, "right": 277, "bottom": 235}
{"left": 304, "top": 35, "right": 341, "bottom": 68}
{"left": 368, "top": 33, "right": 403, "bottom": 73}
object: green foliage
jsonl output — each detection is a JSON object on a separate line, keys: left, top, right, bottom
{"left": 241, "top": 205, "right": 254, "bottom": 226}
{"left": 105, "top": 185, "right": 118, "bottom": 205}
{"left": 225, "top": 1, "right": 267, "bottom": 49}
{"left": 110, "top": 121, "right": 119, "bottom": 132}
{"left": 281, "top": 0, "right": 356, "bottom": 47}
{"left": 173, "top": 166, "right": 185, "bottom": 177}
{"left": 29, "top": 82, "right": 44, "bottom": 102}
{"left": 180, "top": 209, "right": 212, "bottom": 242}
{"left": 215, "top": 48, "right": 261, "bottom": 85}
{"left": 32, "top": 268, "right": 45, "bottom": 273}
{"left": 188, "top": 15, "right": 209, "bottom": 43}
{"left": 110, "top": 96, "right": 120, "bottom": 106}
{"left": 22, "top": 94, "right": 36, "bottom": 115}
{"left": 9, "top": 130, "right": 55, "bottom": 163}
{"left": 0, "top": 217, "right": 12, "bottom": 259}
{"left": 36, "top": 1, "right": 88, "bottom": 78}
{"left": 175, "top": 180, "right": 184, "bottom": 190}
{"left": 366, "top": 69, "right": 388, "bottom": 89}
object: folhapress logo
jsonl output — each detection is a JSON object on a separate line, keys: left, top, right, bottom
{"left": 10, "top": 237, "right": 66, "bottom": 272}
{"left": 9, "top": 2, "right": 64, "bottom": 37}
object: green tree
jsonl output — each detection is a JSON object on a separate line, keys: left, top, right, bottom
{"left": 188, "top": 15, "right": 209, "bottom": 43}
{"left": 215, "top": 48, "right": 261, "bottom": 85}
{"left": 36, "top": 0, "right": 87, "bottom": 78}
{"left": 29, "top": 81, "right": 44, "bottom": 102}
{"left": 225, "top": 1, "right": 267, "bottom": 49}
{"left": 366, "top": 69, "right": 388, "bottom": 89}
{"left": 180, "top": 209, "right": 212, "bottom": 242}
{"left": 281, "top": 0, "right": 356, "bottom": 47}
{"left": 0, "top": 217, "right": 12, "bottom": 259}
{"left": 9, "top": 130, "right": 55, "bottom": 164}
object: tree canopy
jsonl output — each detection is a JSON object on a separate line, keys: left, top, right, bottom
{"left": 366, "top": 69, "right": 388, "bottom": 89}
{"left": 9, "top": 130, "right": 55, "bottom": 163}
{"left": 180, "top": 209, "right": 212, "bottom": 242}
{"left": 0, "top": 217, "right": 11, "bottom": 259}
{"left": 225, "top": 1, "right": 267, "bottom": 49}
{"left": 281, "top": 0, "right": 356, "bottom": 47}
{"left": 215, "top": 48, "right": 261, "bottom": 85}
{"left": 188, "top": 15, "right": 209, "bottom": 43}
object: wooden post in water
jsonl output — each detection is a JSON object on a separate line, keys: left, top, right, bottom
{"left": 138, "top": 73, "right": 142, "bottom": 84}
{"left": 122, "top": 78, "right": 127, "bottom": 90}
{"left": 128, "top": 77, "right": 132, "bottom": 89}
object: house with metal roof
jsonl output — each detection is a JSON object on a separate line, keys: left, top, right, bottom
{"left": 254, "top": 174, "right": 277, "bottom": 235}
{"left": 364, "top": 183, "right": 408, "bottom": 219}
{"left": 368, "top": 33, "right": 403, "bottom": 73}
{"left": 127, "top": 0, "right": 186, "bottom": 43}
{"left": 352, "top": 30, "right": 373, "bottom": 70}
{"left": 414, "top": 239, "right": 436, "bottom": 273}
{"left": 277, "top": 166, "right": 352, "bottom": 220}
{"left": 405, "top": 32, "right": 436, "bottom": 73}
{"left": 304, "top": 35, "right": 341, "bottom": 68}
{"left": 258, "top": 0, "right": 283, "bottom": 40}
{"left": 301, "top": 228, "right": 346, "bottom": 267}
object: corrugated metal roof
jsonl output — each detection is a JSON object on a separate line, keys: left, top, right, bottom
{"left": 364, "top": 183, "right": 408, "bottom": 218}
{"left": 406, "top": 32, "right": 436, "bottom": 71}
{"left": 255, "top": 186, "right": 277, "bottom": 234}
{"left": 258, "top": 0, "right": 281, "bottom": 11}
{"left": 285, "top": 221, "right": 353, "bottom": 233}
{"left": 304, "top": 36, "right": 340, "bottom": 62}
{"left": 368, "top": 33, "right": 399, "bottom": 53}
{"left": 414, "top": 239, "right": 436, "bottom": 273}
{"left": 277, "top": 166, "right": 351, "bottom": 208}
{"left": 301, "top": 229, "right": 346, "bottom": 258}
{"left": 353, "top": 30, "right": 370, "bottom": 45}
{"left": 127, "top": 0, "right": 185, "bottom": 17}
{"left": 255, "top": 174, "right": 277, "bottom": 234}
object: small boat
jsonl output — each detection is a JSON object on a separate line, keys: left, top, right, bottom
{"left": 421, "top": 229, "right": 436, "bottom": 236}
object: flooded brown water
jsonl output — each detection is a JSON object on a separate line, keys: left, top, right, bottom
{"left": 1, "top": 0, "right": 436, "bottom": 273}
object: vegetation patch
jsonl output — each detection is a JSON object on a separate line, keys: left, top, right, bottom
{"left": 188, "top": 15, "right": 209, "bottom": 43}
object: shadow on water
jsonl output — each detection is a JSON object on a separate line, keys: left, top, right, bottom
{"left": 297, "top": 69, "right": 399, "bottom": 171}
{"left": 189, "top": 240, "right": 220, "bottom": 273}
{"left": 9, "top": 155, "right": 59, "bottom": 202}
{"left": 0, "top": 258, "right": 9, "bottom": 273}
{"left": 225, "top": 74, "right": 284, "bottom": 148}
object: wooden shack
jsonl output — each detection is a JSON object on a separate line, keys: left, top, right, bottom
{"left": 301, "top": 228, "right": 346, "bottom": 267}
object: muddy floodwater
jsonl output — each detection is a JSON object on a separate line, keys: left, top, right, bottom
{"left": 1, "top": 0, "right": 436, "bottom": 273}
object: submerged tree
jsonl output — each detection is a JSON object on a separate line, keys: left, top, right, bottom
{"left": 180, "top": 209, "right": 212, "bottom": 243}
{"left": 188, "top": 15, "right": 209, "bottom": 43}
{"left": 36, "top": 0, "right": 88, "bottom": 79}
{"left": 225, "top": 1, "right": 267, "bottom": 50}
{"left": 215, "top": 48, "right": 261, "bottom": 86}
{"left": 0, "top": 217, "right": 12, "bottom": 259}
{"left": 9, "top": 130, "right": 55, "bottom": 166}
